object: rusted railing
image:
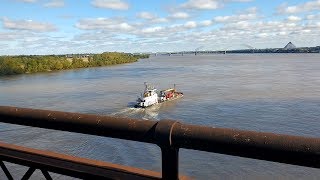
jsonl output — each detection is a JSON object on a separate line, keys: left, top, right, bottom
{"left": 0, "top": 106, "right": 319, "bottom": 179}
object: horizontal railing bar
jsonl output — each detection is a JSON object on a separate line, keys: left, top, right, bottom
{"left": 0, "top": 106, "right": 320, "bottom": 170}
{"left": 0, "top": 141, "right": 161, "bottom": 180}
{"left": 171, "top": 123, "right": 320, "bottom": 168}
{"left": 0, "top": 106, "right": 158, "bottom": 144}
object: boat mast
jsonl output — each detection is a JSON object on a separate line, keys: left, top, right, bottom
{"left": 144, "top": 82, "right": 147, "bottom": 91}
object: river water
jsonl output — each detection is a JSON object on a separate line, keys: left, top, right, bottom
{"left": 1, "top": 54, "right": 320, "bottom": 179}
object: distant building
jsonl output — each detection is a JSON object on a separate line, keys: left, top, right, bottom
{"left": 284, "top": 42, "right": 296, "bottom": 49}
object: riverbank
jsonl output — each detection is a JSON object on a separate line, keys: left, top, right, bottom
{"left": 0, "top": 52, "right": 149, "bottom": 76}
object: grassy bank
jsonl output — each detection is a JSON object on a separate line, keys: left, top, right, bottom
{"left": 0, "top": 52, "right": 149, "bottom": 76}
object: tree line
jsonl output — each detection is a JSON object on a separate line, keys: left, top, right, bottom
{"left": 0, "top": 52, "right": 149, "bottom": 76}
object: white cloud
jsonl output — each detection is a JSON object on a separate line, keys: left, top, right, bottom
{"left": 302, "top": 29, "right": 312, "bottom": 33}
{"left": 137, "top": 21, "right": 201, "bottom": 38}
{"left": 137, "top": 12, "right": 156, "bottom": 20}
{"left": 305, "top": 13, "right": 320, "bottom": 20}
{"left": 214, "top": 8, "right": 258, "bottom": 23}
{"left": 3, "top": 0, "right": 320, "bottom": 54}
{"left": 150, "top": 18, "right": 168, "bottom": 23}
{"left": 73, "top": 32, "right": 114, "bottom": 41}
{"left": 278, "top": 0, "right": 320, "bottom": 14}
{"left": 218, "top": 19, "right": 316, "bottom": 42}
{"left": 180, "top": 0, "right": 253, "bottom": 10}
{"left": 0, "top": 31, "right": 40, "bottom": 41}
{"left": 199, "top": 20, "right": 213, "bottom": 26}
{"left": 256, "top": 32, "right": 269, "bottom": 38}
{"left": 181, "top": 0, "right": 220, "bottom": 10}
{"left": 44, "top": 0, "right": 65, "bottom": 8}
{"left": 75, "top": 17, "right": 134, "bottom": 32}
{"left": 141, "top": 26, "right": 164, "bottom": 33}
{"left": 136, "top": 12, "right": 168, "bottom": 24}
{"left": 170, "top": 12, "right": 190, "bottom": 19}
{"left": 1, "top": 17, "right": 57, "bottom": 32}
{"left": 231, "top": 0, "right": 253, "bottom": 2}
{"left": 18, "top": 0, "right": 37, "bottom": 3}
{"left": 0, "top": 43, "right": 7, "bottom": 48}
{"left": 91, "top": 0, "right": 129, "bottom": 10}
{"left": 306, "top": 14, "right": 316, "bottom": 20}
{"left": 287, "top": 16, "right": 302, "bottom": 21}
{"left": 118, "top": 22, "right": 132, "bottom": 30}
{"left": 3, "top": 14, "right": 320, "bottom": 55}
{"left": 245, "top": 7, "right": 258, "bottom": 13}
{"left": 304, "top": 21, "right": 320, "bottom": 29}
{"left": 184, "top": 21, "right": 197, "bottom": 28}
{"left": 70, "top": 4, "right": 320, "bottom": 52}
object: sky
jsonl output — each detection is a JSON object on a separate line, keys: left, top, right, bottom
{"left": 0, "top": 0, "right": 320, "bottom": 55}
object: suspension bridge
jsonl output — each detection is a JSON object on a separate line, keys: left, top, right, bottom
{"left": 154, "top": 44, "right": 256, "bottom": 56}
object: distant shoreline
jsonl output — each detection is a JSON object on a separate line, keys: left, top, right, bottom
{"left": 0, "top": 52, "right": 149, "bottom": 76}
{"left": 154, "top": 45, "right": 320, "bottom": 56}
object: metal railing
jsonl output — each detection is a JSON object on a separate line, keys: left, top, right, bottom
{"left": 0, "top": 106, "right": 319, "bottom": 179}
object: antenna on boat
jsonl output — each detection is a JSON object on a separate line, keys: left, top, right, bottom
{"left": 174, "top": 84, "right": 176, "bottom": 90}
{"left": 144, "top": 82, "right": 147, "bottom": 90}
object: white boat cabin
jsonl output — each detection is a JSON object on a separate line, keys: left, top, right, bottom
{"left": 136, "top": 83, "right": 159, "bottom": 108}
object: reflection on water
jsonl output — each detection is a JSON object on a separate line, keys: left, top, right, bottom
{"left": 1, "top": 54, "right": 320, "bottom": 179}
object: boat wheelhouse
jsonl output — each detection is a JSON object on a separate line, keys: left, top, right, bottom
{"left": 135, "top": 83, "right": 159, "bottom": 108}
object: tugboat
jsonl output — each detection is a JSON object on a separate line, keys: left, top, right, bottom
{"left": 135, "top": 83, "right": 183, "bottom": 108}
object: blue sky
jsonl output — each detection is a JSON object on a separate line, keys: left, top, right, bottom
{"left": 1, "top": 0, "right": 320, "bottom": 55}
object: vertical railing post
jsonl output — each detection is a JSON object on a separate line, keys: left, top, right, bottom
{"left": 161, "top": 146, "right": 179, "bottom": 180}
{"left": 154, "top": 120, "right": 180, "bottom": 180}
{"left": 0, "top": 161, "right": 14, "bottom": 180}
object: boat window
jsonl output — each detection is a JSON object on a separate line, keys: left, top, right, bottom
{"left": 144, "top": 92, "right": 152, "bottom": 97}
